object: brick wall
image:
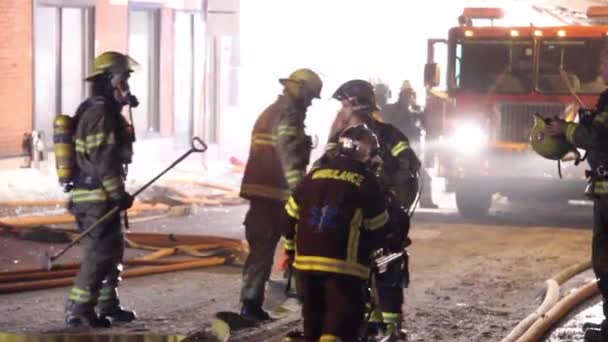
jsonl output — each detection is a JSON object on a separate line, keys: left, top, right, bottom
{"left": 0, "top": 0, "right": 33, "bottom": 156}
{"left": 95, "top": 0, "right": 128, "bottom": 54}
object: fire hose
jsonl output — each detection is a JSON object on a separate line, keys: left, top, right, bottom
{"left": 42, "top": 137, "right": 208, "bottom": 270}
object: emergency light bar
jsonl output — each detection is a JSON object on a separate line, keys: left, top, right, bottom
{"left": 462, "top": 7, "right": 504, "bottom": 20}
{"left": 587, "top": 6, "right": 608, "bottom": 18}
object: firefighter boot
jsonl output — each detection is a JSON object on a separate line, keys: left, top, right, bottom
{"left": 584, "top": 328, "right": 608, "bottom": 342}
{"left": 382, "top": 322, "right": 407, "bottom": 342}
{"left": 283, "top": 330, "right": 305, "bottom": 342}
{"left": 584, "top": 320, "right": 608, "bottom": 342}
{"left": 65, "top": 300, "right": 111, "bottom": 328}
{"left": 97, "top": 287, "right": 136, "bottom": 323}
{"left": 240, "top": 300, "right": 270, "bottom": 322}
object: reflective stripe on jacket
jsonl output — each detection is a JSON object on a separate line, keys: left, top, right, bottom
{"left": 281, "top": 156, "right": 388, "bottom": 279}
{"left": 240, "top": 94, "right": 311, "bottom": 202}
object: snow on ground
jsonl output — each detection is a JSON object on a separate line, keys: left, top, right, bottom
{"left": 0, "top": 155, "right": 242, "bottom": 202}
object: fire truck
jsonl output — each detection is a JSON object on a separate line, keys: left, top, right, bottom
{"left": 424, "top": 6, "right": 608, "bottom": 217}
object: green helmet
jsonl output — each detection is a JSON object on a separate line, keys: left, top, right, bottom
{"left": 530, "top": 114, "right": 573, "bottom": 160}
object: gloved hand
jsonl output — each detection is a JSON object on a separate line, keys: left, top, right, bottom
{"left": 115, "top": 193, "right": 134, "bottom": 211}
{"left": 127, "top": 94, "right": 139, "bottom": 108}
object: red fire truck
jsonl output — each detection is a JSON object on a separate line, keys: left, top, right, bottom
{"left": 424, "top": 7, "right": 607, "bottom": 217}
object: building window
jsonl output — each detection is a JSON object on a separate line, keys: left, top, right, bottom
{"left": 174, "top": 12, "right": 195, "bottom": 146}
{"left": 34, "top": 4, "right": 94, "bottom": 143}
{"left": 128, "top": 9, "right": 160, "bottom": 135}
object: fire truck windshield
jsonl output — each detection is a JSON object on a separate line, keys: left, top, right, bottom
{"left": 537, "top": 38, "right": 604, "bottom": 94}
{"left": 451, "top": 39, "right": 534, "bottom": 94}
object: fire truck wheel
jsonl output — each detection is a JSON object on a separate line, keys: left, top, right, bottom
{"left": 455, "top": 188, "right": 492, "bottom": 218}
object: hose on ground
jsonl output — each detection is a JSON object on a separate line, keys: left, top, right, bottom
{"left": 500, "top": 260, "right": 592, "bottom": 342}
{"left": 516, "top": 280, "right": 599, "bottom": 342}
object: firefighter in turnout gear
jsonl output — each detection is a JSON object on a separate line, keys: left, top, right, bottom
{"left": 544, "top": 46, "right": 608, "bottom": 341}
{"left": 381, "top": 80, "right": 438, "bottom": 209}
{"left": 281, "top": 124, "right": 389, "bottom": 342}
{"left": 64, "top": 51, "right": 138, "bottom": 327}
{"left": 239, "top": 68, "right": 323, "bottom": 321}
{"left": 319, "top": 79, "right": 420, "bottom": 341}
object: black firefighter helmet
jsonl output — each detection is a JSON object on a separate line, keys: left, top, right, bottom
{"left": 332, "top": 79, "right": 379, "bottom": 111}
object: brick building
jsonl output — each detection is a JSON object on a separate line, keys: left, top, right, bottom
{"left": 0, "top": 0, "right": 240, "bottom": 160}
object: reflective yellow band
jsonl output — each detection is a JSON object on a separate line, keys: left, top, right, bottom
{"left": 102, "top": 176, "right": 122, "bottom": 192}
{"left": 391, "top": 141, "right": 409, "bottom": 157}
{"left": 284, "top": 239, "right": 295, "bottom": 251}
{"left": 74, "top": 139, "right": 86, "bottom": 153}
{"left": 71, "top": 287, "right": 89, "bottom": 296}
{"left": 69, "top": 287, "right": 91, "bottom": 303}
{"left": 347, "top": 209, "right": 362, "bottom": 263}
{"left": 252, "top": 138, "right": 277, "bottom": 147}
{"left": 252, "top": 133, "right": 277, "bottom": 140}
{"left": 594, "top": 180, "right": 608, "bottom": 195}
{"left": 320, "top": 334, "right": 343, "bottom": 342}
{"left": 565, "top": 123, "right": 578, "bottom": 145}
{"left": 382, "top": 312, "right": 400, "bottom": 324}
{"left": 364, "top": 210, "right": 389, "bottom": 230}
{"left": 71, "top": 188, "right": 107, "bottom": 203}
{"left": 277, "top": 125, "right": 298, "bottom": 137}
{"left": 241, "top": 184, "right": 287, "bottom": 201}
{"left": 325, "top": 143, "right": 338, "bottom": 152}
{"left": 285, "top": 196, "right": 300, "bottom": 219}
{"left": 312, "top": 169, "right": 364, "bottom": 187}
{"left": 294, "top": 255, "right": 369, "bottom": 279}
{"left": 286, "top": 170, "right": 303, "bottom": 187}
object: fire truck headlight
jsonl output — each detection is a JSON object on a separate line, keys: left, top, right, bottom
{"left": 450, "top": 122, "right": 488, "bottom": 153}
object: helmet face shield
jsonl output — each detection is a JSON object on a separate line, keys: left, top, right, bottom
{"left": 338, "top": 123, "right": 380, "bottom": 162}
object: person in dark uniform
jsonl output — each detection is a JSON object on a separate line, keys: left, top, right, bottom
{"left": 320, "top": 80, "right": 420, "bottom": 340}
{"left": 546, "top": 45, "right": 608, "bottom": 341}
{"left": 65, "top": 51, "right": 138, "bottom": 327}
{"left": 381, "top": 80, "right": 438, "bottom": 209}
{"left": 281, "top": 124, "right": 389, "bottom": 342}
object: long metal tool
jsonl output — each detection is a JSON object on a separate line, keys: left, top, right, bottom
{"left": 42, "top": 137, "right": 208, "bottom": 270}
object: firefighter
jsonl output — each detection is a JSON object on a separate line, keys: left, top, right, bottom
{"left": 381, "top": 80, "right": 438, "bottom": 209}
{"left": 239, "top": 68, "right": 323, "bottom": 321}
{"left": 320, "top": 79, "right": 420, "bottom": 340}
{"left": 281, "top": 124, "right": 389, "bottom": 342}
{"left": 65, "top": 51, "right": 138, "bottom": 327}
{"left": 540, "top": 48, "right": 608, "bottom": 341}
{"left": 373, "top": 82, "right": 392, "bottom": 111}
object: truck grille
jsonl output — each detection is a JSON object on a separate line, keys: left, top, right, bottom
{"left": 497, "top": 103, "right": 565, "bottom": 142}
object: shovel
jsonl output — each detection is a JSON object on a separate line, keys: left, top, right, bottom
{"left": 42, "top": 137, "right": 208, "bottom": 270}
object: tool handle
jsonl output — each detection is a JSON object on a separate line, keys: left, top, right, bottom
{"left": 284, "top": 265, "right": 293, "bottom": 295}
{"left": 132, "top": 137, "right": 208, "bottom": 197}
{"left": 52, "top": 137, "right": 208, "bottom": 261}
{"left": 51, "top": 206, "right": 120, "bottom": 261}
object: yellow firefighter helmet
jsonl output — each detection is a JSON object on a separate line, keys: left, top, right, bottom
{"left": 86, "top": 51, "right": 139, "bottom": 81}
{"left": 530, "top": 114, "right": 574, "bottom": 160}
{"left": 279, "top": 68, "right": 323, "bottom": 99}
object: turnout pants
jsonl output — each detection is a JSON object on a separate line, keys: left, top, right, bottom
{"left": 240, "top": 197, "right": 283, "bottom": 305}
{"left": 298, "top": 271, "right": 366, "bottom": 342}
{"left": 374, "top": 207, "right": 410, "bottom": 326}
{"left": 593, "top": 197, "right": 608, "bottom": 320}
{"left": 68, "top": 201, "right": 124, "bottom": 309}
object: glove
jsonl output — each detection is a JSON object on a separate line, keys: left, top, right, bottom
{"left": 115, "top": 193, "right": 134, "bottom": 211}
{"left": 127, "top": 94, "right": 139, "bottom": 108}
